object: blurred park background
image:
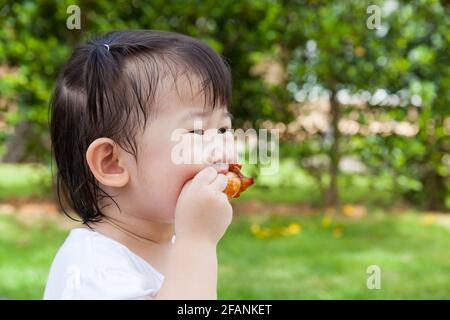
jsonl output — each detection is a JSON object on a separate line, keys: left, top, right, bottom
{"left": 0, "top": 0, "right": 449, "bottom": 299}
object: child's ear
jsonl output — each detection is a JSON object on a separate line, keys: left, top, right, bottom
{"left": 86, "top": 138, "right": 130, "bottom": 188}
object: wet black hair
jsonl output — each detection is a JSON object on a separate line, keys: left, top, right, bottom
{"left": 49, "top": 30, "right": 232, "bottom": 224}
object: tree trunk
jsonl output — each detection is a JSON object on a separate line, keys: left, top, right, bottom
{"left": 1, "top": 120, "right": 32, "bottom": 163}
{"left": 424, "top": 171, "right": 448, "bottom": 212}
{"left": 326, "top": 90, "right": 341, "bottom": 212}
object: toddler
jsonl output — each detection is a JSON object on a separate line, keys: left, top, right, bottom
{"left": 44, "top": 30, "right": 237, "bottom": 299}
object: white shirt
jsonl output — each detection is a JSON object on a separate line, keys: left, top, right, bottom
{"left": 43, "top": 228, "right": 175, "bottom": 300}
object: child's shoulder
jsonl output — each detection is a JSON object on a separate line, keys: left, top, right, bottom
{"left": 43, "top": 228, "right": 164, "bottom": 299}
{"left": 55, "top": 227, "right": 162, "bottom": 275}
{"left": 59, "top": 228, "right": 129, "bottom": 265}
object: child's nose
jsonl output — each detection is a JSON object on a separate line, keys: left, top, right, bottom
{"left": 207, "top": 131, "right": 238, "bottom": 165}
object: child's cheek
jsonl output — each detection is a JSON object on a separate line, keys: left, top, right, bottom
{"left": 169, "top": 134, "right": 205, "bottom": 166}
{"left": 134, "top": 138, "right": 206, "bottom": 221}
{"left": 140, "top": 166, "right": 210, "bottom": 223}
{"left": 155, "top": 165, "right": 200, "bottom": 222}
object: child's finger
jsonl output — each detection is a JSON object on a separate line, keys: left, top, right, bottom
{"left": 191, "top": 166, "right": 217, "bottom": 188}
{"left": 210, "top": 173, "right": 228, "bottom": 192}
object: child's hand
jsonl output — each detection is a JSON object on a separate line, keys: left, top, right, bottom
{"left": 174, "top": 166, "right": 232, "bottom": 246}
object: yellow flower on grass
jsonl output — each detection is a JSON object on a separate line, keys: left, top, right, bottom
{"left": 250, "top": 224, "right": 270, "bottom": 239}
{"left": 280, "top": 223, "right": 301, "bottom": 236}
{"left": 257, "top": 229, "right": 271, "bottom": 239}
{"left": 333, "top": 226, "right": 343, "bottom": 238}
{"left": 250, "top": 222, "right": 301, "bottom": 239}
{"left": 422, "top": 214, "right": 435, "bottom": 226}
{"left": 322, "top": 215, "right": 333, "bottom": 228}
{"left": 286, "top": 223, "right": 302, "bottom": 234}
{"left": 250, "top": 223, "right": 261, "bottom": 233}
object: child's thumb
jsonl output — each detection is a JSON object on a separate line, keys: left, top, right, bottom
{"left": 191, "top": 166, "right": 217, "bottom": 188}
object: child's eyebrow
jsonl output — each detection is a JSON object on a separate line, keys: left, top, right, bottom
{"left": 183, "top": 109, "right": 233, "bottom": 121}
{"left": 224, "top": 110, "right": 234, "bottom": 121}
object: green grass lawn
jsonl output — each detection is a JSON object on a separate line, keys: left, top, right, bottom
{"left": 0, "top": 213, "right": 70, "bottom": 299}
{"left": 0, "top": 210, "right": 449, "bottom": 299}
{"left": 218, "top": 212, "right": 450, "bottom": 299}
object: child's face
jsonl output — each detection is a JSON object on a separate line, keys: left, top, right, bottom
{"left": 127, "top": 76, "right": 235, "bottom": 223}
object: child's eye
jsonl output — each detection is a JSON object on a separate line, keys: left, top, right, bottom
{"left": 189, "top": 129, "right": 205, "bottom": 135}
{"left": 189, "top": 128, "right": 230, "bottom": 135}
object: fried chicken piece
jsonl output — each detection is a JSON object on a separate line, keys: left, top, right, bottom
{"left": 223, "top": 164, "right": 254, "bottom": 198}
